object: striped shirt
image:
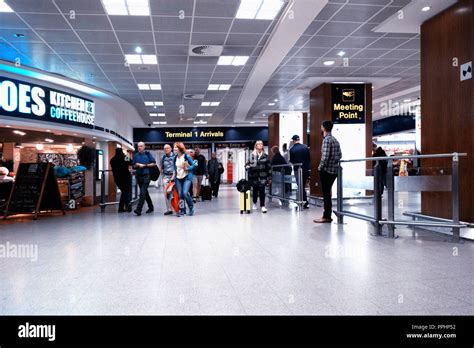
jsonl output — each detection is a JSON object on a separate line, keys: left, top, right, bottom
{"left": 318, "top": 133, "right": 342, "bottom": 174}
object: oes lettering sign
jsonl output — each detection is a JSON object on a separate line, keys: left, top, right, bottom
{"left": 0, "top": 76, "right": 95, "bottom": 128}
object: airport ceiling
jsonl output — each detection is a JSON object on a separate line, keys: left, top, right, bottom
{"left": 0, "top": 0, "right": 427, "bottom": 126}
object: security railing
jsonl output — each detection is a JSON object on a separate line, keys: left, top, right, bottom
{"left": 335, "top": 153, "right": 468, "bottom": 242}
{"left": 268, "top": 163, "right": 305, "bottom": 211}
{"left": 99, "top": 169, "right": 138, "bottom": 213}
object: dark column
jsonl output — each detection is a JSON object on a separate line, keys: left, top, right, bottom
{"left": 421, "top": 0, "right": 473, "bottom": 222}
{"left": 267, "top": 112, "right": 280, "bottom": 153}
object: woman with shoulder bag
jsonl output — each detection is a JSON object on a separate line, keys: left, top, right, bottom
{"left": 173, "top": 142, "right": 196, "bottom": 217}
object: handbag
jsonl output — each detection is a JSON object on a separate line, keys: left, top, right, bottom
{"left": 146, "top": 152, "right": 160, "bottom": 181}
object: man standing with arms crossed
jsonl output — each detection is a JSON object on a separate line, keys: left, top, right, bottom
{"left": 314, "top": 121, "right": 342, "bottom": 223}
{"left": 132, "top": 142, "right": 157, "bottom": 216}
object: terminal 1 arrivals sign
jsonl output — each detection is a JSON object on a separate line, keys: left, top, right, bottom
{"left": 134, "top": 127, "right": 268, "bottom": 144}
{"left": 0, "top": 76, "right": 95, "bottom": 128}
{"left": 331, "top": 83, "right": 366, "bottom": 124}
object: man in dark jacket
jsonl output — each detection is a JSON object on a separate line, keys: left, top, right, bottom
{"left": 207, "top": 152, "right": 224, "bottom": 197}
{"left": 289, "top": 135, "right": 310, "bottom": 208}
{"left": 372, "top": 143, "right": 388, "bottom": 194}
{"left": 270, "top": 146, "right": 291, "bottom": 202}
{"left": 192, "top": 147, "right": 207, "bottom": 202}
{"left": 110, "top": 147, "right": 132, "bottom": 213}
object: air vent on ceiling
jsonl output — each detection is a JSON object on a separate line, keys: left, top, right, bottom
{"left": 189, "top": 45, "right": 223, "bottom": 57}
{"left": 183, "top": 94, "right": 205, "bottom": 100}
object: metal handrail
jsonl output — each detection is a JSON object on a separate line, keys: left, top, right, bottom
{"left": 340, "top": 152, "right": 467, "bottom": 163}
{"left": 268, "top": 164, "right": 305, "bottom": 211}
{"left": 99, "top": 169, "right": 138, "bottom": 212}
{"left": 335, "top": 152, "right": 467, "bottom": 242}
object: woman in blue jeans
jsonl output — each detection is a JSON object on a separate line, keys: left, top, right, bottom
{"left": 173, "top": 142, "right": 196, "bottom": 216}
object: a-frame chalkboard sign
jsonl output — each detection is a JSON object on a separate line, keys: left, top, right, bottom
{"left": 3, "top": 162, "right": 65, "bottom": 220}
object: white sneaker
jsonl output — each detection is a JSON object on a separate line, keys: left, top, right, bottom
{"left": 261, "top": 207, "right": 268, "bottom": 213}
{"left": 252, "top": 204, "right": 258, "bottom": 210}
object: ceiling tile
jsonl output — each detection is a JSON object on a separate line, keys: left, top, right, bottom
{"left": 226, "top": 33, "right": 265, "bottom": 46}
{"left": 76, "top": 30, "right": 118, "bottom": 44}
{"left": 152, "top": 16, "right": 192, "bottom": 32}
{"left": 331, "top": 4, "right": 384, "bottom": 22}
{"left": 318, "top": 21, "right": 361, "bottom": 36}
{"left": 230, "top": 19, "right": 271, "bottom": 34}
{"left": 150, "top": 0, "right": 194, "bottom": 16}
{"left": 55, "top": 0, "right": 107, "bottom": 15}
{"left": 193, "top": 17, "right": 233, "bottom": 33}
{"left": 194, "top": 0, "right": 240, "bottom": 18}
{"left": 67, "top": 15, "right": 112, "bottom": 30}
{"left": 191, "top": 32, "right": 227, "bottom": 45}
{"left": 110, "top": 16, "right": 152, "bottom": 31}
{"left": 19, "top": 13, "right": 70, "bottom": 30}
{"left": 115, "top": 31, "right": 154, "bottom": 45}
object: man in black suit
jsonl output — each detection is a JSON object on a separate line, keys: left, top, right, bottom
{"left": 289, "top": 135, "right": 310, "bottom": 209}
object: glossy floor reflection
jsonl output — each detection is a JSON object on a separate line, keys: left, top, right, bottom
{"left": 0, "top": 186, "right": 472, "bottom": 315}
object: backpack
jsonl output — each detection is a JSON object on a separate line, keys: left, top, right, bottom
{"left": 145, "top": 151, "right": 160, "bottom": 181}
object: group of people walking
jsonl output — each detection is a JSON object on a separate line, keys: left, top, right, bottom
{"left": 111, "top": 120, "right": 342, "bottom": 223}
{"left": 245, "top": 120, "right": 342, "bottom": 222}
{"left": 110, "top": 142, "right": 224, "bottom": 217}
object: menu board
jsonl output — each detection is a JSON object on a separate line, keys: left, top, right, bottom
{"left": 3, "top": 162, "right": 64, "bottom": 220}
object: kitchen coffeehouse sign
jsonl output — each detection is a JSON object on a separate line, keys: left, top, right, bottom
{"left": 0, "top": 76, "right": 95, "bottom": 128}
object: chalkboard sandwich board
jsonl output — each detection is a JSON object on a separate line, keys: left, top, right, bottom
{"left": 3, "top": 162, "right": 65, "bottom": 220}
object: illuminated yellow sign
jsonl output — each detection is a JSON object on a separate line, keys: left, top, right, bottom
{"left": 333, "top": 103, "right": 364, "bottom": 119}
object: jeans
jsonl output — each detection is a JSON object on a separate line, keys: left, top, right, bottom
{"left": 319, "top": 170, "right": 337, "bottom": 219}
{"left": 252, "top": 184, "right": 266, "bottom": 207}
{"left": 175, "top": 176, "right": 194, "bottom": 213}
{"left": 136, "top": 174, "right": 153, "bottom": 212}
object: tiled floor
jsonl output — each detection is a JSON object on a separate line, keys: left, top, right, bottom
{"left": 0, "top": 186, "right": 472, "bottom": 315}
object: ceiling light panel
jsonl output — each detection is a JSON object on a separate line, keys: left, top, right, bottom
{"left": 125, "top": 54, "right": 157, "bottom": 65}
{"left": 0, "top": 0, "right": 14, "bottom": 12}
{"left": 102, "top": 0, "right": 150, "bottom": 16}
{"left": 236, "top": 0, "right": 284, "bottom": 20}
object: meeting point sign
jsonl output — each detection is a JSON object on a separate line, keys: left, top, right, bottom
{"left": 0, "top": 76, "right": 95, "bottom": 128}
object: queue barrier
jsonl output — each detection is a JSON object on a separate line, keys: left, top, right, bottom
{"left": 99, "top": 169, "right": 138, "bottom": 213}
{"left": 268, "top": 163, "right": 305, "bottom": 211}
{"left": 335, "top": 153, "right": 468, "bottom": 242}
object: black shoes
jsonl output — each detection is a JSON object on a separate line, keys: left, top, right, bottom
{"left": 303, "top": 202, "right": 310, "bottom": 209}
{"left": 145, "top": 208, "right": 154, "bottom": 214}
{"left": 134, "top": 210, "right": 141, "bottom": 216}
{"left": 164, "top": 211, "right": 173, "bottom": 216}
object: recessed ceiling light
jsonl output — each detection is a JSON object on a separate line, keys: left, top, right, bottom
{"left": 250, "top": 121, "right": 255, "bottom": 124}
{"left": 102, "top": 0, "right": 150, "bottom": 16}
{"left": 13, "top": 130, "right": 26, "bottom": 136}
{"left": 218, "top": 56, "right": 249, "bottom": 66}
{"left": 337, "top": 51, "right": 346, "bottom": 57}
{"left": 153, "top": 121, "right": 167, "bottom": 125}
{"left": 144, "top": 101, "right": 163, "bottom": 106}
{"left": 421, "top": 6, "right": 431, "bottom": 12}
{"left": 135, "top": 46, "right": 142, "bottom": 53}
{"left": 36, "top": 144, "right": 44, "bottom": 151}
{"left": 45, "top": 138, "right": 54, "bottom": 143}
{"left": 157, "top": 113, "right": 166, "bottom": 117}
{"left": 236, "top": 0, "right": 284, "bottom": 20}
{"left": 208, "top": 84, "right": 231, "bottom": 91}
{"left": 201, "top": 102, "right": 220, "bottom": 106}
{"left": 149, "top": 113, "right": 158, "bottom": 117}
{"left": 5, "top": 125, "right": 11, "bottom": 128}
{"left": 138, "top": 83, "right": 161, "bottom": 90}
{"left": 403, "top": 99, "right": 411, "bottom": 103}
{"left": 0, "top": 0, "right": 14, "bottom": 12}
{"left": 323, "top": 60, "right": 335, "bottom": 66}
{"left": 125, "top": 54, "right": 157, "bottom": 65}
{"left": 268, "top": 103, "right": 275, "bottom": 106}
{"left": 274, "top": 99, "right": 278, "bottom": 102}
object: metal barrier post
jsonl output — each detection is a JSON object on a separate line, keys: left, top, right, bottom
{"left": 100, "top": 170, "right": 106, "bottom": 213}
{"left": 451, "top": 153, "right": 460, "bottom": 242}
{"left": 387, "top": 159, "right": 395, "bottom": 238}
{"left": 297, "top": 167, "right": 304, "bottom": 211}
{"left": 373, "top": 162, "right": 382, "bottom": 235}
{"left": 336, "top": 164, "right": 343, "bottom": 224}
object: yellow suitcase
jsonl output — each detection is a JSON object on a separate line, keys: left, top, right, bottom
{"left": 240, "top": 191, "right": 251, "bottom": 214}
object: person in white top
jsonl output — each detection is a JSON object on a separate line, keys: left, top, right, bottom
{"left": 173, "top": 142, "right": 196, "bottom": 217}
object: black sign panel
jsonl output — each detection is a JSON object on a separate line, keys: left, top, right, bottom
{"left": 0, "top": 76, "right": 95, "bottom": 129}
{"left": 134, "top": 127, "right": 268, "bottom": 143}
{"left": 4, "top": 162, "right": 64, "bottom": 219}
{"left": 331, "top": 84, "right": 366, "bottom": 124}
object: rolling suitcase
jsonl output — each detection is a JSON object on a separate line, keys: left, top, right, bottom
{"left": 200, "top": 178, "right": 212, "bottom": 201}
{"left": 240, "top": 191, "right": 251, "bottom": 214}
